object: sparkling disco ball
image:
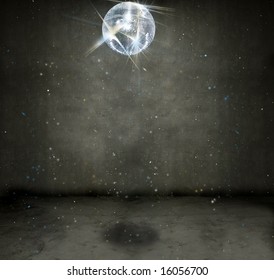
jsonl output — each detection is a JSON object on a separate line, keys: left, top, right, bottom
{"left": 102, "top": 2, "right": 156, "bottom": 56}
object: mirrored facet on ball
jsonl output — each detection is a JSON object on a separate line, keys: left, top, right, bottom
{"left": 102, "top": 2, "right": 156, "bottom": 55}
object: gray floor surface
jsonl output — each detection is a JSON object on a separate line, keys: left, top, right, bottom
{"left": 0, "top": 196, "right": 273, "bottom": 259}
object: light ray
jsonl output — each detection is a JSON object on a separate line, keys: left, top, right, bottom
{"left": 85, "top": 37, "right": 105, "bottom": 57}
{"left": 62, "top": 14, "right": 101, "bottom": 27}
{"left": 144, "top": 4, "right": 175, "bottom": 12}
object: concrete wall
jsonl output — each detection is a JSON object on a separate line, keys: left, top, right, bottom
{"left": 0, "top": 0, "right": 273, "bottom": 196}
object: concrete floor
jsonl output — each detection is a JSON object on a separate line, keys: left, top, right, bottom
{"left": 0, "top": 196, "right": 273, "bottom": 259}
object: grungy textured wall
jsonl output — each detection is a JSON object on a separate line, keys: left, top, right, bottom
{"left": 0, "top": 0, "right": 273, "bottom": 196}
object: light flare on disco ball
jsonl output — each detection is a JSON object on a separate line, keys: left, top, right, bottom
{"left": 102, "top": 2, "right": 156, "bottom": 56}
{"left": 84, "top": 1, "right": 174, "bottom": 65}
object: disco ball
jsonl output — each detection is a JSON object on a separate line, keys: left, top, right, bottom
{"left": 102, "top": 2, "right": 156, "bottom": 56}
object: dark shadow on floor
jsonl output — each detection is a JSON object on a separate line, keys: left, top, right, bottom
{"left": 104, "top": 222, "right": 159, "bottom": 246}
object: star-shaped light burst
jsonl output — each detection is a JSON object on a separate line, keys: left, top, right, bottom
{"left": 101, "top": 2, "right": 155, "bottom": 56}
{"left": 85, "top": 1, "right": 174, "bottom": 65}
